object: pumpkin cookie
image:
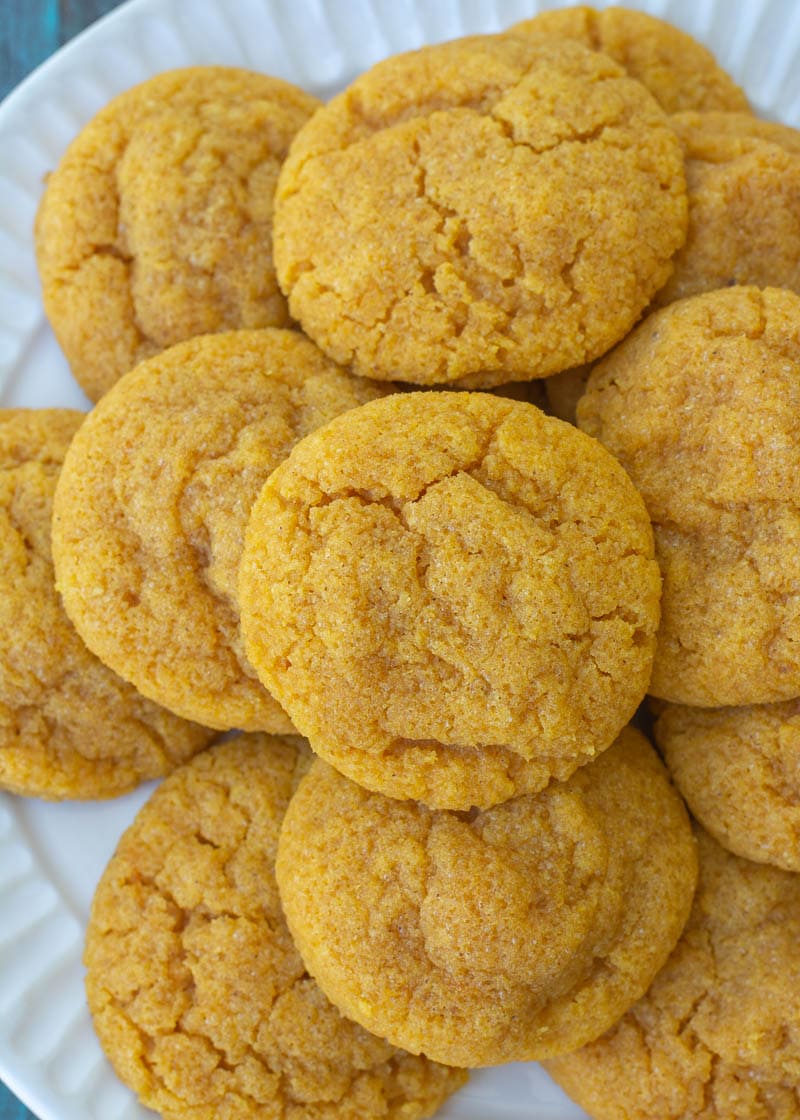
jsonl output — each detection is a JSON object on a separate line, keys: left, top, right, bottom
{"left": 546, "top": 827, "right": 800, "bottom": 1120}
{"left": 652, "top": 111, "right": 800, "bottom": 307}
{"left": 508, "top": 6, "right": 749, "bottom": 115}
{"left": 273, "top": 33, "right": 688, "bottom": 387}
{"left": 35, "top": 67, "right": 320, "bottom": 401}
{"left": 655, "top": 699, "right": 800, "bottom": 872}
{"left": 0, "top": 409, "right": 214, "bottom": 800}
{"left": 276, "top": 728, "right": 697, "bottom": 1067}
{"left": 52, "top": 330, "right": 387, "bottom": 732}
{"left": 578, "top": 285, "right": 800, "bottom": 707}
{"left": 85, "top": 733, "right": 466, "bottom": 1120}
{"left": 239, "top": 391, "right": 661, "bottom": 809}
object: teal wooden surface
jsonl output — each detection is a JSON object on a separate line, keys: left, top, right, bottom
{"left": 1, "top": 6, "right": 127, "bottom": 1116}
{"left": 0, "top": 0, "right": 125, "bottom": 100}
{"left": 0, "top": 1096, "right": 35, "bottom": 1120}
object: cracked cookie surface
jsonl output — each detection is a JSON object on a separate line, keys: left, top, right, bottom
{"left": 273, "top": 33, "right": 687, "bottom": 387}
{"left": 0, "top": 409, "right": 214, "bottom": 799}
{"left": 276, "top": 728, "right": 696, "bottom": 1067}
{"left": 35, "top": 66, "right": 320, "bottom": 401}
{"left": 654, "top": 111, "right": 800, "bottom": 307}
{"left": 578, "top": 285, "right": 800, "bottom": 707}
{"left": 655, "top": 699, "right": 800, "bottom": 872}
{"left": 545, "top": 827, "right": 800, "bottom": 1120}
{"left": 508, "top": 6, "right": 748, "bottom": 114}
{"left": 544, "top": 108, "right": 800, "bottom": 429}
{"left": 239, "top": 391, "right": 661, "bottom": 809}
{"left": 51, "top": 330, "right": 387, "bottom": 733}
{"left": 84, "top": 733, "right": 466, "bottom": 1120}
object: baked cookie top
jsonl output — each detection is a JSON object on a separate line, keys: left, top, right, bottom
{"left": 85, "top": 733, "right": 466, "bottom": 1120}
{"left": 655, "top": 698, "right": 800, "bottom": 872}
{"left": 276, "top": 728, "right": 697, "bottom": 1068}
{"left": 654, "top": 111, "right": 800, "bottom": 306}
{"left": 239, "top": 391, "right": 661, "bottom": 809}
{"left": 508, "top": 6, "right": 749, "bottom": 114}
{"left": 35, "top": 66, "right": 320, "bottom": 401}
{"left": 0, "top": 409, "right": 214, "bottom": 799}
{"left": 546, "top": 827, "right": 800, "bottom": 1120}
{"left": 578, "top": 285, "right": 800, "bottom": 707}
{"left": 273, "top": 33, "right": 688, "bottom": 387}
{"left": 52, "top": 329, "right": 386, "bottom": 733}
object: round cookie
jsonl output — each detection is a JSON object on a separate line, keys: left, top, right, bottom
{"left": 545, "top": 827, "right": 800, "bottom": 1120}
{"left": 273, "top": 33, "right": 688, "bottom": 387}
{"left": 655, "top": 699, "right": 800, "bottom": 872}
{"left": 52, "top": 329, "right": 387, "bottom": 732}
{"left": 508, "top": 6, "right": 749, "bottom": 115}
{"left": 85, "top": 733, "right": 466, "bottom": 1120}
{"left": 35, "top": 67, "right": 321, "bottom": 401}
{"left": 239, "top": 391, "right": 661, "bottom": 810}
{"left": 577, "top": 285, "right": 800, "bottom": 707}
{"left": 276, "top": 728, "right": 697, "bottom": 1068}
{"left": 654, "top": 111, "right": 800, "bottom": 307}
{"left": 0, "top": 409, "right": 214, "bottom": 800}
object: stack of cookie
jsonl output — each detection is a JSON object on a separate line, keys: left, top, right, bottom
{"left": 3, "top": 4, "right": 800, "bottom": 1120}
{"left": 512, "top": 11, "right": 800, "bottom": 1120}
{"left": 236, "top": 387, "right": 697, "bottom": 1070}
{"left": 550, "top": 279, "right": 800, "bottom": 1120}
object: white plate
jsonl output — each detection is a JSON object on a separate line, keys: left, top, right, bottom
{"left": 1, "top": 1, "right": 798, "bottom": 1118}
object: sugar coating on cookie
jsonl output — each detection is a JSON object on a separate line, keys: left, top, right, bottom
{"left": 35, "top": 67, "right": 320, "bottom": 401}
{"left": 239, "top": 391, "right": 661, "bottom": 809}
{"left": 545, "top": 827, "right": 800, "bottom": 1120}
{"left": 508, "top": 6, "right": 749, "bottom": 114}
{"left": 0, "top": 409, "right": 214, "bottom": 799}
{"left": 84, "top": 734, "right": 466, "bottom": 1120}
{"left": 51, "top": 329, "right": 387, "bottom": 733}
{"left": 655, "top": 699, "right": 800, "bottom": 872}
{"left": 654, "top": 111, "right": 800, "bottom": 307}
{"left": 273, "top": 33, "right": 688, "bottom": 387}
{"left": 276, "top": 728, "right": 696, "bottom": 1067}
{"left": 578, "top": 286, "right": 800, "bottom": 707}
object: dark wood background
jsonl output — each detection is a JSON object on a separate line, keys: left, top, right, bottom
{"left": 1, "top": 13, "right": 129, "bottom": 1120}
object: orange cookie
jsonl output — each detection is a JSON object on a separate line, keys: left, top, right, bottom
{"left": 546, "top": 827, "right": 800, "bottom": 1120}
{"left": 85, "top": 733, "right": 466, "bottom": 1120}
{"left": 0, "top": 409, "right": 214, "bottom": 799}
{"left": 508, "top": 6, "right": 749, "bottom": 114}
{"left": 276, "top": 729, "right": 696, "bottom": 1067}
{"left": 655, "top": 699, "right": 800, "bottom": 871}
{"left": 240, "top": 391, "right": 661, "bottom": 809}
{"left": 578, "top": 285, "right": 800, "bottom": 707}
{"left": 274, "top": 33, "right": 687, "bottom": 386}
{"left": 52, "top": 330, "right": 387, "bottom": 732}
{"left": 655, "top": 111, "right": 800, "bottom": 306}
{"left": 35, "top": 67, "right": 320, "bottom": 401}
